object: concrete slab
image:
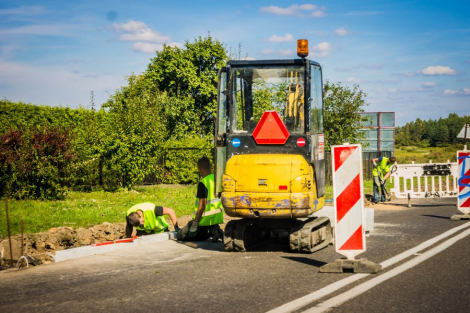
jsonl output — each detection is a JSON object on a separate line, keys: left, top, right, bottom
{"left": 54, "top": 232, "right": 177, "bottom": 262}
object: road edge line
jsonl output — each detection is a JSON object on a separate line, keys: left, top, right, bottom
{"left": 266, "top": 221, "right": 470, "bottom": 313}
{"left": 304, "top": 227, "right": 470, "bottom": 312}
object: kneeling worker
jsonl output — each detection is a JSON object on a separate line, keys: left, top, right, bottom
{"left": 126, "top": 203, "right": 179, "bottom": 238}
{"left": 177, "top": 156, "right": 224, "bottom": 242}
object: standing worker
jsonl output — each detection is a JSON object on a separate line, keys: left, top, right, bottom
{"left": 177, "top": 157, "right": 224, "bottom": 242}
{"left": 126, "top": 203, "right": 179, "bottom": 238}
{"left": 372, "top": 156, "right": 397, "bottom": 204}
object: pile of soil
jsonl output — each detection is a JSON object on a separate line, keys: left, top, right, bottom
{"left": 0, "top": 215, "right": 231, "bottom": 270}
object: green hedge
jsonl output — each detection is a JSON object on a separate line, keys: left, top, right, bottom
{"left": 0, "top": 100, "right": 213, "bottom": 199}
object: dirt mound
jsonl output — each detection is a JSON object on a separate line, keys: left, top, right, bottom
{"left": 0, "top": 222, "right": 128, "bottom": 268}
{"left": 0, "top": 215, "right": 232, "bottom": 269}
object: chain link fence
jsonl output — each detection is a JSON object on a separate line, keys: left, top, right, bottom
{"left": 141, "top": 148, "right": 392, "bottom": 186}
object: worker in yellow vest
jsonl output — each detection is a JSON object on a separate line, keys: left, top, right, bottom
{"left": 177, "top": 157, "right": 224, "bottom": 242}
{"left": 125, "top": 203, "right": 179, "bottom": 238}
{"left": 372, "top": 156, "right": 396, "bottom": 204}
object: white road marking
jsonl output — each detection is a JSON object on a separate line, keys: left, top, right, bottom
{"left": 304, "top": 227, "right": 470, "bottom": 313}
{"left": 266, "top": 221, "right": 470, "bottom": 313}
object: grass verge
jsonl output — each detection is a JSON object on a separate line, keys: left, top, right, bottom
{"left": 0, "top": 185, "right": 196, "bottom": 238}
{"left": 1, "top": 180, "right": 377, "bottom": 238}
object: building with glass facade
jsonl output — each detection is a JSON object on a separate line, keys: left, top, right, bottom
{"left": 359, "top": 112, "right": 395, "bottom": 154}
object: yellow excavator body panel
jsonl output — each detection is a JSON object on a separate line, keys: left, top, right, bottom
{"left": 221, "top": 154, "right": 324, "bottom": 218}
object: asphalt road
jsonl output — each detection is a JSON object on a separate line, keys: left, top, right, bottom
{"left": 1, "top": 198, "right": 469, "bottom": 313}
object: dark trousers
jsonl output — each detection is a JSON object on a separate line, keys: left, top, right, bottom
{"left": 373, "top": 176, "right": 387, "bottom": 203}
{"left": 177, "top": 220, "right": 222, "bottom": 241}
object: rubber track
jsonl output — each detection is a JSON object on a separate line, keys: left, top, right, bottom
{"left": 223, "top": 220, "right": 237, "bottom": 252}
{"left": 289, "top": 217, "right": 332, "bottom": 253}
{"left": 224, "top": 219, "right": 268, "bottom": 252}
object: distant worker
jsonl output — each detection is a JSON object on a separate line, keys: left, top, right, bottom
{"left": 126, "top": 202, "right": 179, "bottom": 238}
{"left": 177, "top": 156, "right": 224, "bottom": 242}
{"left": 372, "top": 156, "right": 397, "bottom": 204}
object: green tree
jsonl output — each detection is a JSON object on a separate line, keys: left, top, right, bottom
{"left": 432, "top": 118, "right": 450, "bottom": 146}
{"left": 323, "top": 81, "right": 369, "bottom": 151}
{"left": 146, "top": 35, "right": 228, "bottom": 136}
{"left": 103, "top": 74, "right": 173, "bottom": 188}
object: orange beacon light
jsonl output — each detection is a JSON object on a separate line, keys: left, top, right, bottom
{"left": 297, "top": 39, "right": 308, "bottom": 58}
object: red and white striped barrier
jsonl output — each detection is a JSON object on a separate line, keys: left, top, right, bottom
{"left": 332, "top": 143, "right": 365, "bottom": 260}
{"left": 457, "top": 148, "right": 470, "bottom": 215}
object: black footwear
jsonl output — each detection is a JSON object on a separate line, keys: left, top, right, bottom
{"left": 210, "top": 225, "right": 223, "bottom": 242}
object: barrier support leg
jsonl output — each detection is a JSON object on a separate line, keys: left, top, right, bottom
{"left": 320, "top": 258, "right": 382, "bottom": 274}
{"left": 407, "top": 193, "right": 412, "bottom": 208}
{"left": 450, "top": 214, "right": 470, "bottom": 221}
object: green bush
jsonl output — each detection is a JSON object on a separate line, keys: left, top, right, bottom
{"left": 161, "top": 136, "right": 212, "bottom": 184}
{"left": 0, "top": 126, "right": 75, "bottom": 199}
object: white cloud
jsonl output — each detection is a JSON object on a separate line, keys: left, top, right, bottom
{"left": 421, "top": 65, "right": 457, "bottom": 75}
{"left": 120, "top": 31, "right": 170, "bottom": 43}
{"left": 346, "top": 77, "right": 361, "bottom": 83}
{"left": 114, "top": 20, "right": 170, "bottom": 42}
{"left": 443, "top": 88, "right": 470, "bottom": 96}
{"left": 269, "top": 33, "right": 295, "bottom": 42}
{"left": 113, "top": 20, "right": 147, "bottom": 33}
{"left": 422, "top": 82, "right": 437, "bottom": 87}
{"left": 113, "top": 20, "right": 177, "bottom": 53}
{"left": 132, "top": 42, "right": 182, "bottom": 53}
{"left": 311, "top": 10, "right": 325, "bottom": 18}
{"left": 335, "top": 28, "right": 351, "bottom": 36}
{"left": 300, "top": 4, "right": 317, "bottom": 10}
{"left": 260, "top": 4, "right": 325, "bottom": 17}
{"left": 310, "top": 42, "right": 332, "bottom": 57}
{"left": 132, "top": 42, "right": 164, "bottom": 53}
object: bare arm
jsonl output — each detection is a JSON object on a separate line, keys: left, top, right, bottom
{"left": 383, "top": 171, "right": 391, "bottom": 180}
{"left": 194, "top": 198, "right": 207, "bottom": 224}
{"left": 125, "top": 224, "right": 133, "bottom": 238}
{"left": 162, "top": 207, "right": 178, "bottom": 227}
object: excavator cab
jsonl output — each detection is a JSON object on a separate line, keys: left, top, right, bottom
{"left": 214, "top": 40, "right": 331, "bottom": 252}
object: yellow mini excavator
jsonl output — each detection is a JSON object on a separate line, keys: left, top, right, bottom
{"left": 214, "top": 40, "right": 332, "bottom": 252}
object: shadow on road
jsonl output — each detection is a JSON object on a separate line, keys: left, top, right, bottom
{"left": 282, "top": 256, "right": 327, "bottom": 268}
{"left": 421, "top": 214, "right": 453, "bottom": 219}
{"left": 175, "top": 240, "right": 225, "bottom": 252}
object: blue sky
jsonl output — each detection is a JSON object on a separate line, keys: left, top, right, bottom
{"left": 1, "top": 1, "right": 469, "bottom": 126}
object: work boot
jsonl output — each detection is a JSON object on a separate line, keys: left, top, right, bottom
{"left": 176, "top": 223, "right": 190, "bottom": 241}
{"left": 210, "top": 225, "right": 223, "bottom": 242}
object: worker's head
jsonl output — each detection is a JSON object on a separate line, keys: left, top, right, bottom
{"left": 389, "top": 157, "right": 397, "bottom": 164}
{"left": 197, "top": 156, "right": 212, "bottom": 176}
{"left": 127, "top": 210, "right": 144, "bottom": 227}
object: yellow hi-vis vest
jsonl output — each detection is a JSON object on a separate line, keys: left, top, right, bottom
{"left": 193, "top": 174, "right": 224, "bottom": 226}
{"left": 373, "top": 157, "right": 391, "bottom": 178}
{"left": 127, "top": 203, "right": 169, "bottom": 234}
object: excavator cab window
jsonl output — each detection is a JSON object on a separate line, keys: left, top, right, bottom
{"left": 230, "top": 65, "right": 306, "bottom": 134}
{"left": 310, "top": 64, "right": 323, "bottom": 134}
